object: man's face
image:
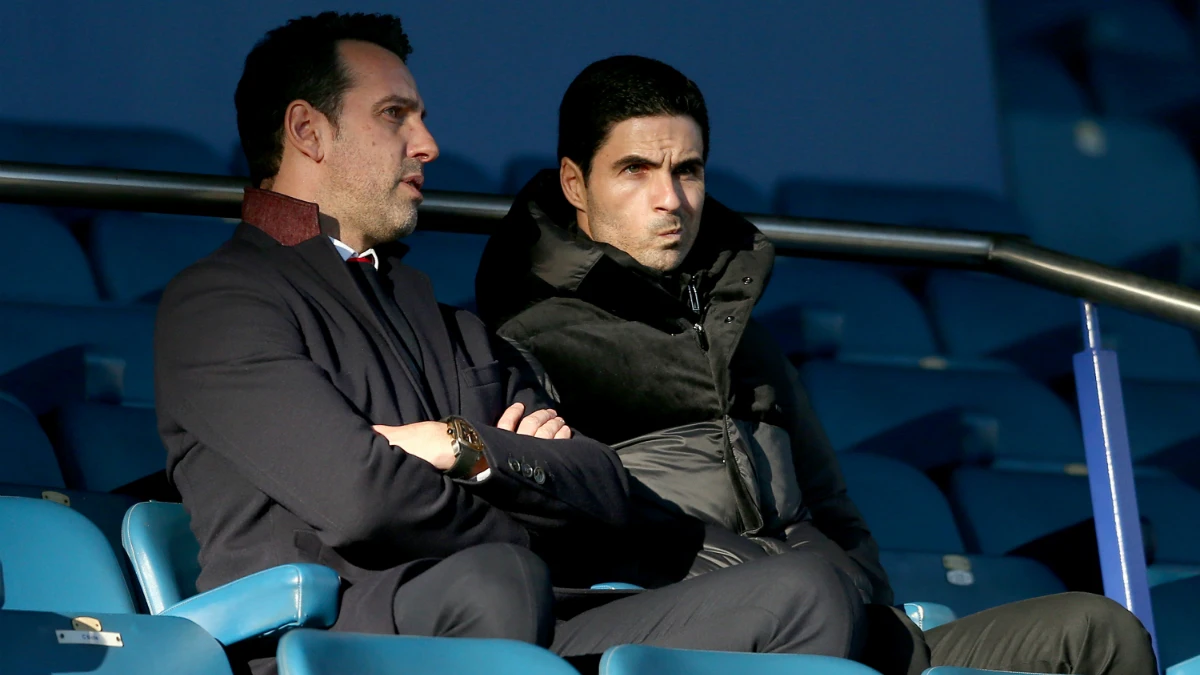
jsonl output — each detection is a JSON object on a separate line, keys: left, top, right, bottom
{"left": 318, "top": 40, "right": 438, "bottom": 247}
{"left": 570, "top": 115, "right": 705, "bottom": 272}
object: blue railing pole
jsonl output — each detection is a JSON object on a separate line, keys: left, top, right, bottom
{"left": 1073, "top": 300, "right": 1158, "bottom": 656}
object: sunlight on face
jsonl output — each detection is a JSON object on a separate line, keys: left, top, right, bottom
{"left": 318, "top": 40, "right": 439, "bottom": 247}
{"left": 578, "top": 115, "right": 705, "bottom": 272}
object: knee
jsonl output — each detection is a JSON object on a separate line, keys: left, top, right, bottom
{"left": 1057, "top": 592, "right": 1150, "bottom": 640}
{"left": 761, "top": 552, "right": 868, "bottom": 656}
{"left": 442, "top": 543, "right": 555, "bottom": 644}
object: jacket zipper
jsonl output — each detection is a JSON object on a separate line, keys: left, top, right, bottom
{"left": 686, "top": 277, "right": 709, "bottom": 351}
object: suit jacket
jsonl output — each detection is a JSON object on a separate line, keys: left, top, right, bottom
{"left": 154, "top": 188, "right": 632, "bottom": 632}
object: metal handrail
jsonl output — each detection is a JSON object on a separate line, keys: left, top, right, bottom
{"left": 4, "top": 160, "right": 1200, "bottom": 331}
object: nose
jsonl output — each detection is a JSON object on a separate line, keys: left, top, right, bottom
{"left": 653, "top": 170, "right": 683, "bottom": 213}
{"left": 408, "top": 117, "right": 440, "bottom": 164}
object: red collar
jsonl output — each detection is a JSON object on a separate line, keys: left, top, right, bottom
{"left": 241, "top": 187, "right": 321, "bottom": 246}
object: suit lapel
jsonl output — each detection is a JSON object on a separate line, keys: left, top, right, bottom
{"left": 287, "top": 236, "right": 436, "bottom": 418}
{"left": 379, "top": 249, "right": 460, "bottom": 418}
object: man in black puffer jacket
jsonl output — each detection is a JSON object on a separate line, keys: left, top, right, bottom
{"left": 475, "top": 55, "right": 1157, "bottom": 675}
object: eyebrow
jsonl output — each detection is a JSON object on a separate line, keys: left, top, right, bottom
{"left": 375, "top": 95, "right": 426, "bottom": 118}
{"left": 612, "top": 154, "right": 705, "bottom": 171}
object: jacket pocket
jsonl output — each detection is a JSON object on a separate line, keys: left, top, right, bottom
{"left": 462, "top": 360, "right": 504, "bottom": 388}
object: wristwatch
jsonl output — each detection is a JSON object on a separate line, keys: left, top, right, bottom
{"left": 441, "top": 416, "right": 487, "bottom": 479}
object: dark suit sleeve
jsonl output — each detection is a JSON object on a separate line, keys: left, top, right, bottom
{"left": 440, "top": 309, "right": 631, "bottom": 533}
{"left": 156, "top": 262, "right": 531, "bottom": 562}
{"left": 782, "top": 358, "right": 895, "bottom": 606}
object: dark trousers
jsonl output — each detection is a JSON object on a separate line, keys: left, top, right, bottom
{"left": 368, "top": 542, "right": 867, "bottom": 672}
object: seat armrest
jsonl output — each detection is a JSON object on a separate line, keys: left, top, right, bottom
{"left": 590, "top": 582, "right": 644, "bottom": 591}
{"left": 903, "top": 602, "right": 957, "bottom": 631}
{"left": 1169, "top": 653, "right": 1200, "bottom": 675}
{"left": 162, "top": 563, "right": 339, "bottom": 645}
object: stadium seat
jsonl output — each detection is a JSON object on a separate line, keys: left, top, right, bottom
{"left": 0, "top": 302, "right": 157, "bottom": 405}
{"left": 51, "top": 401, "right": 165, "bottom": 493}
{"left": 989, "top": 0, "right": 1133, "bottom": 44}
{"left": 802, "top": 360, "right": 1081, "bottom": 470}
{"left": 423, "top": 152, "right": 499, "bottom": 194}
{"left": 502, "top": 156, "right": 557, "bottom": 195}
{"left": 840, "top": 454, "right": 1067, "bottom": 616}
{"left": 1084, "top": 0, "right": 1200, "bottom": 119}
{"left": 1124, "top": 380, "right": 1200, "bottom": 474}
{"left": 121, "top": 501, "right": 340, "bottom": 645}
{"left": 0, "top": 204, "right": 99, "bottom": 305}
{"left": 881, "top": 552, "right": 1067, "bottom": 619}
{"left": 88, "top": 212, "right": 237, "bottom": 303}
{"left": 0, "top": 120, "right": 228, "bottom": 175}
{"left": 0, "top": 391, "right": 65, "bottom": 487}
{"left": 1004, "top": 112, "right": 1200, "bottom": 269}
{"left": 0, "top": 609, "right": 234, "bottom": 675}
{"left": 840, "top": 453, "right": 964, "bottom": 552}
{"left": 278, "top": 631, "right": 578, "bottom": 675}
{"left": 773, "top": 179, "right": 1024, "bottom": 235}
{"left": 0, "top": 496, "right": 135, "bottom": 613}
{"left": 705, "top": 167, "right": 769, "bottom": 214}
{"left": 903, "top": 602, "right": 957, "bottom": 631}
{"left": 403, "top": 230, "right": 490, "bottom": 310}
{"left": 756, "top": 259, "right": 941, "bottom": 365}
{"left": 994, "top": 47, "right": 1090, "bottom": 115}
{"left": 926, "top": 271, "right": 1200, "bottom": 382}
{"left": 599, "top": 644, "right": 884, "bottom": 675}
{"left": 950, "top": 467, "right": 1200, "bottom": 586}
{"left": 1153, "top": 575, "right": 1200, "bottom": 674}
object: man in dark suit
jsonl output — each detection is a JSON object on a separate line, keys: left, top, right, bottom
{"left": 155, "top": 12, "right": 868, "bottom": 674}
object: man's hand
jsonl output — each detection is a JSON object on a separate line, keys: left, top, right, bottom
{"left": 497, "top": 402, "right": 572, "bottom": 439}
{"left": 371, "top": 421, "right": 455, "bottom": 470}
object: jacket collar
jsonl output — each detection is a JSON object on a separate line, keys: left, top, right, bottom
{"left": 476, "top": 169, "right": 774, "bottom": 329}
{"left": 241, "top": 187, "right": 322, "bottom": 246}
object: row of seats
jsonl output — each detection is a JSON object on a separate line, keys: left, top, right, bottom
{"left": 1, "top": 494, "right": 1021, "bottom": 675}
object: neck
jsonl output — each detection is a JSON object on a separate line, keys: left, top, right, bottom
{"left": 265, "top": 171, "right": 369, "bottom": 252}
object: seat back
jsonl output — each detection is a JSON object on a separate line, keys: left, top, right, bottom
{"left": 0, "top": 609, "right": 232, "bottom": 675}
{"left": 599, "top": 644, "right": 882, "bottom": 675}
{"left": 53, "top": 402, "right": 166, "bottom": 493}
{"left": 0, "top": 204, "right": 99, "bottom": 305}
{"left": 0, "top": 392, "right": 66, "bottom": 487}
{"left": 121, "top": 501, "right": 201, "bottom": 614}
{"left": 882, "top": 551, "right": 1066, "bottom": 618}
{"left": 0, "top": 496, "right": 135, "bottom": 613}
{"left": 403, "top": 230, "right": 490, "bottom": 311}
{"left": 839, "top": 453, "right": 965, "bottom": 553}
{"left": 277, "top": 630, "right": 578, "bottom": 675}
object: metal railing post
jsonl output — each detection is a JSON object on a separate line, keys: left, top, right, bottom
{"left": 1073, "top": 300, "right": 1158, "bottom": 660}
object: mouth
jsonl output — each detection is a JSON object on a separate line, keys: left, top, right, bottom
{"left": 400, "top": 174, "right": 424, "bottom": 199}
{"left": 657, "top": 228, "right": 682, "bottom": 238}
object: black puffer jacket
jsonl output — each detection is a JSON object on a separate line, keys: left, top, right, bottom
{"left": 476, "top": 170, "right": 891, "bottom": 604}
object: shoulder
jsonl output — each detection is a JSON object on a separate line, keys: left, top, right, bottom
{"left": 495, "top": 297, "right": 620, "bottom": 345}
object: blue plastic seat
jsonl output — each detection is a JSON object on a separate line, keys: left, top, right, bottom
{"left": 0, "top": 302, "right": 157, "bottom": 405}
{"left": 403, "top": 230, "right": 490, "bottom": 310}
{"left": 1153, "top": 575, "right": 1200, "bottom": 675}
{"left": 88, "top": 212, "right": 236, "bottom": 303}
{"left": 0, "top": 120, "right": 228, "bottom": 175}
{"left": 802, "top": 361, "right": 1080, "bottom": 470}
{"left": 840, "top": 454, "right": 1067, "bottom": 616}
{"left": 121, "top": 501, "right": 340, "bottom": 645}
{"left": 927, "top": 271, "right": 1200, "bottom": 382}
{"left": 0, "top": 609, "right": 234, "bottom": 675}
{"left": 278, "top": 630, "right": 578, "bottom": 675}
{"left": 0, "top": 204, "right": 99, "bottom": 305}
{"left": 705, "top": 167, "right": 769, "bottom": 214}
{"left": 1004, "top": 112, "right": 1200, "bottom": 267}
{"left": 52, "top": 401, "right": 165, "bottom": 493}
{"left": 773, "top": 179, "right": 1023, "bottom": 235}
{"left": 839, "top": 453, "right": 964, "bottom": 553}
{"left": 994, "top": 47, "right": 1090, "bottom": 115}
{"left": 0, "top": 391, "right": 66, "bottom": 488}
{"left": 755, "top": 259, "right": 940, "bottom": 365}
{"left": 600, "top": 644, "right": 884, "bottom": 675}
{"left": 0, "top": 496, "right": 135, "bottom": 613}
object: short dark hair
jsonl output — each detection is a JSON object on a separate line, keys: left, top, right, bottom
{"left": 235, "top": 12, "right": 413, "bottom": 185}
{"left": 557, "top": 55, "right": 709, "bottom": 179}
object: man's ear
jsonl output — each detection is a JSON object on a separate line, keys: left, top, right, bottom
{"left": 560, "top": 156, "right": 588, "bottom": 213}
{"left": 282, "top": 100, "right": 328, "bottom": 164}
